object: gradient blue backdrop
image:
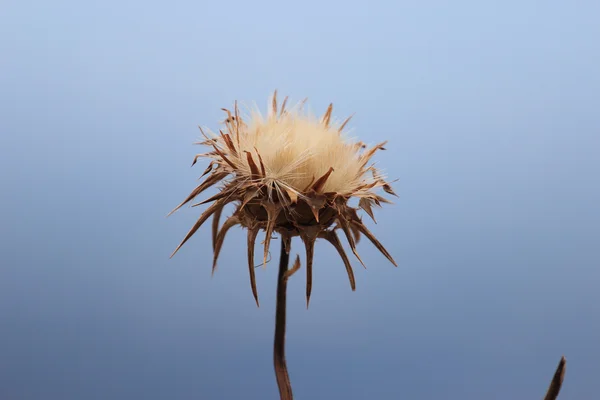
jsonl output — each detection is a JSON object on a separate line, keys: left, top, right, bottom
{"left": 1, "top": 1, "right": 599, "bottom": 399}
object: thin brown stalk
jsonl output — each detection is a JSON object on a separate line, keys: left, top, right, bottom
{"left": 274, "top": 236, "right": 294, "bottom": 400}
{"left": 543, "top": 356, "right": 566, "bottom": 400}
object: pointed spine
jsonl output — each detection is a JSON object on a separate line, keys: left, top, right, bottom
{"left": 322, "top": 103, "right": 333, "bottom": 128}
{"left": 170, "top": 199, "right": 226, "bottom": 257}
{"left": 338, "top": 113, "right": 354, "bottom": 133}
{"left": 352, "top": 221, "right": 397, "bottom": 266}
{"left": 301, "top": 227, "right": 319, "bottom": 308}
{"left": 383, "top": 183, "right": 398, "bottom": 197}
{"left": 212, "top": 214, "right": 240, "bottom": 275}
{"left": 220, "top": 130, "right": 237, "bottom": 156}
{"left": 302, "top": 235, "right": 315, "bottom": 308}
{"left": 272, "top": 90, "right": 278, "bottom": 117}
{"left": 245, "top": 151, "right": 261, "bottom": 180}
{"left": 284, "top": 254, "right": 301, "bottom": 282}
{"left": 234, "top": 100, "right": 241, "bottom": 146}
{"left": 247, "top": 227, "right": 260, "bottom": 306}
{"left": 255, "top": 147, "right": 267, "bottom": 177}
{"left": 213, "top": 145, "right": 237, "bottom": 170}
{"left": 262, "top": 203, "right": 281, "bottom": 269}
{"left": 168, "top": 172, "right": 227, "bottom": 216}
{"left": 338, "top": 217, "right": 366, "bottom": 268}
{"left": 193, "top": 187, "right": 236, "bottom": 206}
{"left": 211, "top": 203, "right": 224, "bottom": 251}
{"left": 359, "top": 198, "right": 377, "bottom": 223}
{"left": 311, "top": 167, "right": 334, "bottom": 193}
{"left": 279, "top": 96, "right": 289, "bottom": 117}
{"left": 321, "top": 231, "right": 356, "bottom": 291}
{"left": 358, "top": 141, "right": 387, "bottom": 171}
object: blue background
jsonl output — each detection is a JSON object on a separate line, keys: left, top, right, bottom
{"left": 1, "top": 1, "right": 599, "bottom": 399}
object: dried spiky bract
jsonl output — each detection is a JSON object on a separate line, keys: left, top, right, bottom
{"left": 171, "top": 92, "right": 397, "bottom": 306}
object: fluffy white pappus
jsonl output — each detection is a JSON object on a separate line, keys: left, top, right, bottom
{"left": 202, "top": 96, "right": 385, "bottom": 197}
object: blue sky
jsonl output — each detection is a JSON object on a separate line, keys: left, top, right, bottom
{"left": 1, "top": 0, "right": 599, "bottom": 399}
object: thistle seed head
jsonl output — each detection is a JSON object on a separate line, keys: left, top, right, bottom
{"left": 170, "top": 91, "right": 397, "bottom": 307}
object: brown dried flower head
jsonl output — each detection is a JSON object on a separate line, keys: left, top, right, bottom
{"left": 170, "top": 91, "right": 397, "bottom": 307}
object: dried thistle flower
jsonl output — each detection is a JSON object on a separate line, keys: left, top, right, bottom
{"left": 170, "top": 91, "right": 397, "bottom": 307}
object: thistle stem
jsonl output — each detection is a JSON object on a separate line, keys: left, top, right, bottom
{"left": 274, "top": 236, "right": 293, "bottom": 400}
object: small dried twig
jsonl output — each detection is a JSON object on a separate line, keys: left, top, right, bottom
{"left": 543, "top": 356, "right": 566, "bottom": 400}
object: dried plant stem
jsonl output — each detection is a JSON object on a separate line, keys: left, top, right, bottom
{"left": 274, "top": 236, "right": 294, "bottom": 400}
{"left": 544, "top": 356, "right": 566, "bottom": 400}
